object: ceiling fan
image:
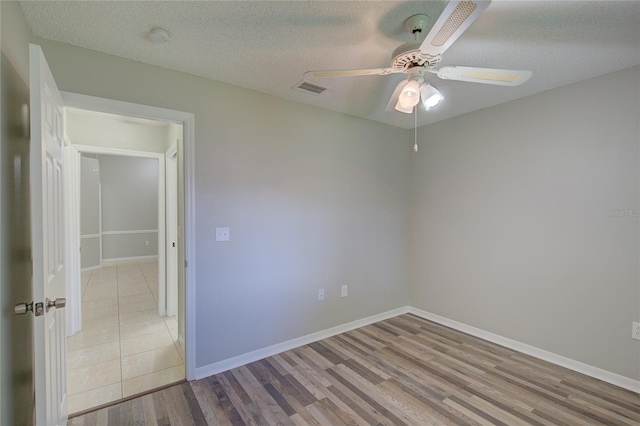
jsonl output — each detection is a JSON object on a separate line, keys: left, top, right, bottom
{"left": 303, "top": 0, "right": 532, "bottom": 114}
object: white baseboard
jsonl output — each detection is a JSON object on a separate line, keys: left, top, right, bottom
{"left": 101, "top": 254, "right": 158, "bottom": 262}
{"left": 194, "top": 306, "right": 410, "bottom": 380}
{"left": 192, "top": 305, "right": 639, "bottom": 394}
{"left": 408, "top": 307, "right": 640, "bottom": 393}
{"left": 80, "top": 264, "right": 101, "bottom": 272}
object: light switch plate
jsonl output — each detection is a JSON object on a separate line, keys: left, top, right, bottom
{"left": 216, "top": 227, "right": 230, "bottom": 242}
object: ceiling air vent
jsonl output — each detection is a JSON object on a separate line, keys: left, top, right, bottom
{"left": 293, "top": 80, "right": 327, "bottom": 96}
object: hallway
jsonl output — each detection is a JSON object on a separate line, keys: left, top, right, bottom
{"left": 67, "top": 260, "right": 184, "bottom": 414}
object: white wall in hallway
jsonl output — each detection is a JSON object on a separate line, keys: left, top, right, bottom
{"left": 80, "top": 155, "right": 100, "bottom": 269}
{"left": 98, "top": 155, "right": 159, "bottom": 260}
{"left": 65, "top": 108, "right": 173, "bottom": 263}
{"left": 66, "top": 109, "right": 172, "bottom": 153}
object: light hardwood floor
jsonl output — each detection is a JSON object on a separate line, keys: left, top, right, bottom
{"left": 68, "top": 313, "right": 640, "bottom": 425}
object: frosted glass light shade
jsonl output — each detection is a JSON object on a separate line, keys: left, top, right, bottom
{"left": 421, "top": 84, "right": 444, "bottom": 110}
{"left": 395, "top": 98, "right": 414, "bottom": 113}
{"left": 395, "top": 80, "right": 421, "bottom": 113}
{"left": 398, "top": 80, "right": 421, "bottom": 107}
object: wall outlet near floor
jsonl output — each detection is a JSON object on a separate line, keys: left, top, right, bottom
{"left": 341, "top": 285, "right": 348, "bottom": 298}
{"left": 633, "top": 322, "right": 640, "bottom": 341}
{"left": 216, "top": 227, "right": 230, "bottom": 242}
{"left": 145, "top": 240, "right": 149, "bottom": 246}
{"left": 318, "top": 288, "right": 325, "bottom": 302}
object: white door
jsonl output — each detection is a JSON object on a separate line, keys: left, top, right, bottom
{"left": 29, "top": 44, "right": 68, "bottom": 426}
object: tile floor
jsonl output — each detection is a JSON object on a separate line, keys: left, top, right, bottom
{"left": 68, "top": 259, "right": 184, "bottom": 414}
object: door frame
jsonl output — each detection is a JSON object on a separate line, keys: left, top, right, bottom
{"left": 165, "top": 145, "right": 178, "bottom": 317}
{"left": 64, "top": 146, "right": 82, "bottom": 336}
{"left": 73, "top": 145, "right": 167, "bottom": 317}
{"left": 61, "top": 92, "right": 196, "bottom": 381}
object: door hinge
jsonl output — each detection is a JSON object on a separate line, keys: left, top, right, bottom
{"left": 185, "top": 260, "right": 188, "bottom": 268}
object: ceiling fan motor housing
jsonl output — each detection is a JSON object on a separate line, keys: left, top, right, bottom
{"left": 404, "top": 14, "right": 430, "bottom": 34}
{"left": 391, "top": 41, "right": 441, "bottom": 71}
{"left": 393, "top": 13, "right": 441, "bottom": 70}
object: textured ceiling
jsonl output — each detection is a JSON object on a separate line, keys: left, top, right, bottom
{"left": 20, "top": 1, "right": 640, "bottom": 129}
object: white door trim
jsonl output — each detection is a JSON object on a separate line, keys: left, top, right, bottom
{"left": 73, "top": 145, "right": 167, "bottom": 317}
{"left": 165, "top": 146, "right": 178, "bottom": 317}
{"left": 63, "top": 145, "right": 82, "bottom": 336}
{"left": 60, "top": 92, "right": 196, "bottom": 381}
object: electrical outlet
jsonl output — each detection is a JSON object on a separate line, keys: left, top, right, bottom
{"left": 145, "top": 240, "right": 149, "bottom": 246}
{"left": 633, "top": 322, "right": 640, "bottom": 341}
{"left": 318, "top": 289, "right": 324, "bottom": 302}
{"left": 341, "top": 285, "right": 348, "bottom": 298}
{"left": 216, "top": 227, "right": 230, "bottom": 242}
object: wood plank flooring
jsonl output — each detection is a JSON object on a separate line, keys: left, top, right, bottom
{"left": 68, "top": 313, "right": 640, "bottom": 425}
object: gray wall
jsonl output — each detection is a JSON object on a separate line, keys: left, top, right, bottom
{"left": 80, "top": 155, "right": 100, "bottom": 269}
{"left": 36, "top": 38, "right": 411, "bottom": 369}
{"left": 34, "top": 33, "right": 638, "bottom": 382}
{"left": 409, "top": 66, "right": 640, "bottom": 380}
{"left": 1, "top": 2, "right": 34, "bottom": 424}
{"left": 98, "top": 155, "right": 158, "bottom": 260}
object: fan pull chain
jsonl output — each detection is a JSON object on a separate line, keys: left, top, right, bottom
{"left": 414, "top": 106, "right": 418, "bottom": 152}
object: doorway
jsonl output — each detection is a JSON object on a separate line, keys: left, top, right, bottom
{"left": 63, "top": 105, "right": 190, "bottom": 414}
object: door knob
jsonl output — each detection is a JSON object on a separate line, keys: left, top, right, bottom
{"left": 14, "top": 301, "right": 44, "bottom": 316}
{"left": 46, "top": 297, "right": 66, "bottom": 312}
{"left": 14, "top": 302, "right": 33, "bottom": 315}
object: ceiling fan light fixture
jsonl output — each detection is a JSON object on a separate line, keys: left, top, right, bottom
{"left": 397, "top": 79, "right": 421, "bottom": 111}
{"left": 302, "top": 1, "right": 532, "bottom": 118}
{"left": 420, "top": 84, "right": 444, "bottom": 110}
{"left": 395, "top": 98, "right": 414, "bottom": 113}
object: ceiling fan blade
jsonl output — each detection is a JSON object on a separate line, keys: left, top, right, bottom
{"left": 437, "top": 66, "right": 532, "bottom": 86}
{"left": 304, "top": 67, "right": 399, "bottom": 79}
{"left": 385, "top": 80, "right": 408, "bottom": 112}
{"left": 417, "top": 0, "right": 491, "bottom": 65}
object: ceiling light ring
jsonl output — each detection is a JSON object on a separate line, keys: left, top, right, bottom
{"left": 145, "top": 27, "right": 171, "bottom": 44}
